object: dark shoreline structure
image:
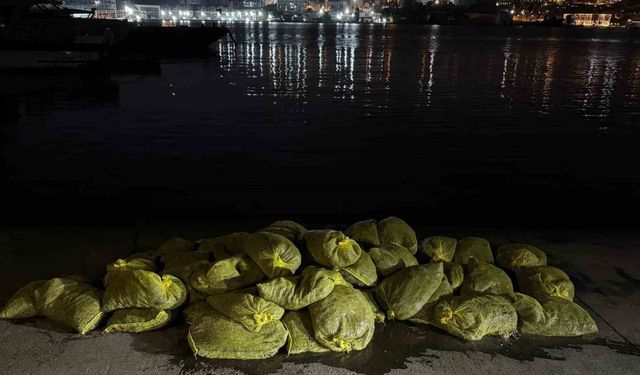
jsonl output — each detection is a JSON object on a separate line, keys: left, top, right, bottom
{"left": 380, "top": 1, "right": 639, "bottom": 26}
{"left": 0, "top": 218, "right": 598, "bottom": 359}
{"left": 0, "top": 0, "right": 231, "bottom": 72}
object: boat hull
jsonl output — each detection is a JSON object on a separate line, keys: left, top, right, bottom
{"left": 1, "top": 12, "right": 229, "bottom": 71}
{"left": 0, "top": 49, "right": 106, "bottom": 71}
{"left": 115, "top": 26, "right": 230, "bottom": 58}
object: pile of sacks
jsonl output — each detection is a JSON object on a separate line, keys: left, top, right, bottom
{"left": 1, "top": 217, "right": 597, "bottom": 359}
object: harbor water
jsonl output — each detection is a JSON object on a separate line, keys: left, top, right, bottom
{"left": 1, "top": 23, "right": 639, "bottom": 227}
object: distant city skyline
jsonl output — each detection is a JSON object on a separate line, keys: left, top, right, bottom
{"left": 62, "top": 0, "right": 634, "bottom": 28}
{"left": 66, "top": 0, "right": 624, "bottom": 10}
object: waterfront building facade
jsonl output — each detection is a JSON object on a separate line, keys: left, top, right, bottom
{"left": 63, "top": 0, "right": 117, "bottom": 17}
{"left": 564, "top": 12, "right": 612, "bottom": 25}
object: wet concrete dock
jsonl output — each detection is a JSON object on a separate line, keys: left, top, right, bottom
{"left": 1, "top": 225, "right": 638, "bottom": 374}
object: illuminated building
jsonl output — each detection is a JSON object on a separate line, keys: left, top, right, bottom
{"left": 278, "top": 0, "right": 307, "bottom": 12}
{"left": 564, "top": 12, "right": 612, "bottom": 25}
{"left": 571, "top": 0, "right": 620, "bottom": 4}
{"left": 63, "top": 0, "right": 117, "bottom": 16}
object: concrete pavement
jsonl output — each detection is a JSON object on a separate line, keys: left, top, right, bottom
{"left": 0, "top": 225, "right": 638, "bottom": 374}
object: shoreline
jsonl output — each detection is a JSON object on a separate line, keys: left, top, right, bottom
{"left": 134, "top": 19, "right": 640, "bottom": 30}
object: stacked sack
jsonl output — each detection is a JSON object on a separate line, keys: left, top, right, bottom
{"left": 0, "top": 275, "right": 103, "bottom": 334}
{"left": 410, "top": 237, "right": 597, "bottom": 340}
{"left": 1, "top": 217, "right": 597, "bottom": 360}
{"left": 101, "top": 253, "right": 187, "bottom": 333}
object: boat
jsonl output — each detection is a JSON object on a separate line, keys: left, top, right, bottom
{"left": 0, "top": 0, "right": 230, "bottom": 71}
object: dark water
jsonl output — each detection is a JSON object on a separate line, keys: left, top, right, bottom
{"left": 1, "top": 24, "right": 640, "bottom": 226}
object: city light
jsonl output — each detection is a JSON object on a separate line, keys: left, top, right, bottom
{"left": 115, "top": 3, "right": 395, "bottom": 25}
{"left": 26, "top": 0, "right": 634, "bottom": 28}
{"left": 105, "top": 1, "right": 566, "bottom": 26}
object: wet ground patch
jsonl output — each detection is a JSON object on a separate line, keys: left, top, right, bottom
{"left": 137, "top": 321, "right": 639, "bottom": 375}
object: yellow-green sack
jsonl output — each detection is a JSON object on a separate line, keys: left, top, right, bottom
{"left": 103, "top": 258, "right": 157, "bottom": 286}
{"left": 188, "top": 255, "right": 265, "bottom": 295}
{"left": 183, "top": 300, "right": 211, "bottom": 324}
{"left": 409, "top": 276, "right": 454, "bottom": 325}
{"left": 304, "top": 230, "right": 362, "bottom": 268}
{"left": 375, "top": 263, "right": 444, "bottom": 320}
{"left": 282, "top": 310, "right": 331, "bottom": 355}
{"left": 516, "top": 266, "right": 575, "bottom": 301}
{"left": 512, "top": 293, "right": 597, "bottom": 336}
{"left": 309, "top": 285, "right": 375, "bottom": 352}
{"left": 496, "top": 244, "right": 547, "bottom": 271}
{"left": 197, "top": 233, "right": 249, "bottom": 261}
{"left": 420, "top": 236, "right": 457, "bottom": 263}
{"left": 377, "top": 216, "right": 418, "bottom": 254}
{"left": 453, "top": 237, "right": 494, "bottom": 265}
{"left": 0, "top": 280, "right": 46, "bottom": 319}
{"left": 360, "top": 289, "right": 386, "bottom": 323}
{"left": 460, "top": 259, "right": 514, "bottom": 297}
{"left": 242, "top": 232, "right": 302, "bottom": 278}
{"left": 104, "top": 308, "right": 171, "bottom": 333}
{"left": 257, "top": 266, "right": 349, "bottom": 310}
{"left": 369, "top": 244, "right": 418, "bottom": 276}
{"left": 339, "top": 251, "right": 378, "bottom": 287}
{"left": 443, "top": 262, "right": 464, "bottom": 290}
{"left": 207, "top": 291, "right": 284, "bottom": 332}
{"left": 102, "top": 270, "right": 186, "bottom": 312}
{"left": 344, "top": 219, "right": 380, "bottom": 249}
{"left": 433, "top": 295, "right": 517, "bottom": 340}
{"left": 261, "top": 220, "right": 307, "bottom": 242}
{"left": 34, "top": 277, "right": 104, "bottom": 334}
{"left": 188, "top": 306, "right": 287, "bottom": 359}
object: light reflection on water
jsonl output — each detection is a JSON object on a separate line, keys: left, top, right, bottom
{"left": 2, "top": 23, "right": 640, "bottom": 224}
{"left": 214, "top": 23, "right": 639, "bottom": 131}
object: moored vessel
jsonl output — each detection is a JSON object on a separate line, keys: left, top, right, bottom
{"left": 0, "top": 0, "right": 230, "bottom": 71}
